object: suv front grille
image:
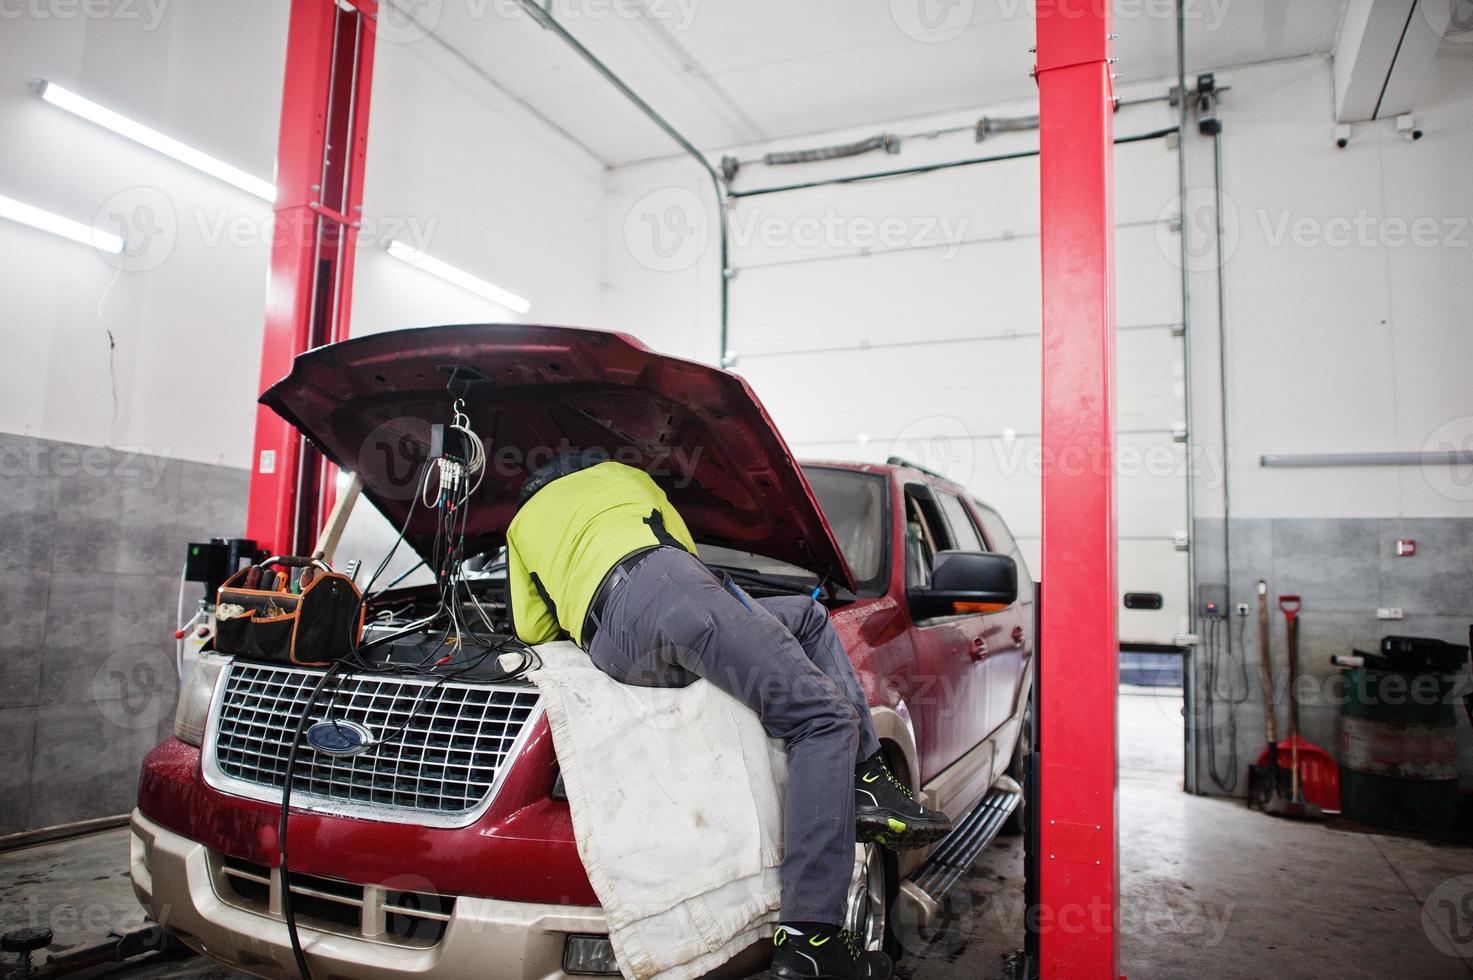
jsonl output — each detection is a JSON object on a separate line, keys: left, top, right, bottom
{"left": 207, "top": 662, "right": 539, "bottom": 824}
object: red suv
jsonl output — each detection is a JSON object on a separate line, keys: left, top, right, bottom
{"left": 131, "top": 324, "right": 1034, "bottom": 978}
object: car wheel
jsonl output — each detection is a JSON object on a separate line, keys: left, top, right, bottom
{"left": 1001, "top": 692, "right": 1032, "bottom": 836}
{"left": 845, "top": 842, "right": 901, "bottom": 959}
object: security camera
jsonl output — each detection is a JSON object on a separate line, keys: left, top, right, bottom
{"left": 1334, "top": 124, "right": 1351, "bottom": 149}
{"left": 1396, "top": 114, "right": 1422, "bottom": 142}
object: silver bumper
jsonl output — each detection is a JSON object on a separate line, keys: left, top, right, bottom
{"left": 130, "top": 810, "right": 605, "bottom": 980}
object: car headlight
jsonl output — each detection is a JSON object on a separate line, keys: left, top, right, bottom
{"left": 174, "top": 655, "right": 228, "bottom": 746}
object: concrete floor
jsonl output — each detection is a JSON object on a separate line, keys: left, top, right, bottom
{"left": 3, "top": 693, "right": 1469, "bottom": 978}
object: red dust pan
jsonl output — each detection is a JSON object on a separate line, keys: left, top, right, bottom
{"left": 1259, "top": 595, "right": 1340, "bottom": 817}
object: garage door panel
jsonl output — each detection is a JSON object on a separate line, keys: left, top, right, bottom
{"left": 1113, "top": 137, "right": 1182, "bottom": 225}
{"left": 1116, "top": 328, "right": 1184, "bottom": 432}
{"left": 729, "top": 156, "right": 1043, "bottom": 268}
{"left": 1116, "top": 223, "right": 1182, "bottom": 327}
{"left": 738, "top": 344, "right": 1043, "bottom": 446}
{"left": 731, "top": 137, "right": 1187, "bottom": 647}
{"left": 730, "top": 238, "right": 1041, "bottom": 355}
{"left": 1117, "top": 540, "right": 1191, "bottom": 643}
{"left": 731, "top": 227, "right": 1176, "bottom": 358}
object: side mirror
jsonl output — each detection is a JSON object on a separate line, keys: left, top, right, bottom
{"left": 909, "top": 550, "right": 1018, "bottom": 619}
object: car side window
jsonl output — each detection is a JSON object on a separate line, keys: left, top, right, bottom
{"left": 903, "top": 485, "right": 950, "bottom": 589}
{"left": 936, "top": 491, "right": 985, "bottom": 553}
{"left": 976, "top": 502, "right": 1032, "bottom": 586}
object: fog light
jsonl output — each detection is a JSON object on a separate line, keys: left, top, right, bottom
{"left": 563, "top": 934, "right": 619, "bottom": 975}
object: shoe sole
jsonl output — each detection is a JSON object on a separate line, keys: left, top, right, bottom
{"left": 855, "top": 808, "right": 952, "bottom": 850}
{"left": 768, "top": 953, "right": 894, "bottom": 980}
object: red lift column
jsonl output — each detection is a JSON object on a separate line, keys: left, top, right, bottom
{"left": 246, "top": 0, "right": 378, "bottom": 557}
{"left": 1035, "top": 5, "right": 1120, "bottom": 978}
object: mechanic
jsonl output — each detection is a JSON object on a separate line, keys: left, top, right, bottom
{"left": 506, "top": 451, "right": 952, "bottom": 980}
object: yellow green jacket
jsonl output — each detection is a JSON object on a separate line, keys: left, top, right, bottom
{"left": 505, "top": 461, "right": 698, "bottom": 646}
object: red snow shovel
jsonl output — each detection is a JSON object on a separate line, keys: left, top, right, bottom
{"left": 1258, "top": 594, "right": 1340, "bottom": 816}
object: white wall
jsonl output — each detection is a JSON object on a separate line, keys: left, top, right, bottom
{"left": 1185, "top": 52, "right": 1473, "bottom": 522}
{"left": 604, "top": 50, "right": 1473, "bottom": 528}
{"left": 0, "top": 3, "right": 288, "bottom": 466}
{"left": 0, "top": 2, "right": 610, "bottom": 471}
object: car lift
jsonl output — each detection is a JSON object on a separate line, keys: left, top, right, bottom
{"left": 244, "top": 0, "right": 376, "bottom": 557}
{"left": 238, "top": 1, "right": 1122, "bottom": 977}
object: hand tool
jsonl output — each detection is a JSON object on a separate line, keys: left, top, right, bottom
{"left": 1262, "top": 594, "right": 1339, "bottom": 818}
{"left": 1247, "top": 580, "right": 1290, "bottom": 809}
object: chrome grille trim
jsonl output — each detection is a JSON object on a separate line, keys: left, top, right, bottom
{"left": 201, "top": 661, "right": 541, "bottom": 828}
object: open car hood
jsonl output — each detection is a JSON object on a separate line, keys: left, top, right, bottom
{"left": 260, "top": 324, "right": 856, "bottom": 592}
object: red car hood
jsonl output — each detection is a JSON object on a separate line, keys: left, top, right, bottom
{"left": 260, "top": 324, "right": 856, "bottom": 591}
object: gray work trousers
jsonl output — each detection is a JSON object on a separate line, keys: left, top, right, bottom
{"left": 584, "top": 546, "right": 882, "bottom": 925}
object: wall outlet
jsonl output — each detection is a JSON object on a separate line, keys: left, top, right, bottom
{"left": 1234, "top": 602, "right": 1250, "bottom": 617}
{"left": 1377, "top": 607, "right": 1404, "bottom": 620}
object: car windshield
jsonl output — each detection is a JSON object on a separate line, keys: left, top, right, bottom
{"left": 701, "top": 467, "right": 887, "bottom": 597}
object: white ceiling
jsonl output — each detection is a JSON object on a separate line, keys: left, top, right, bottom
{"left": 385, "top": 0, "right": 1351, "bottom": 165}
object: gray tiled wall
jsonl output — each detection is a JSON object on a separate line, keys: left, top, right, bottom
{"left": 0, "top": 432, "right": 248, "bottom": 834}
{"left": 1191, "top": 517, "right": 1473, "bottom": 798}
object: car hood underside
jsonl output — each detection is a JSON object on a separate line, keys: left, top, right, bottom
{"left": 260, "top": 323, "right": 856, "bottom": 591}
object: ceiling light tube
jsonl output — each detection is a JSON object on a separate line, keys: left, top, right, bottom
{"left": 0, "top": 193, "right": 124, "bottom": 253}
{"left": 36, "top": 80, "right": 276, "bottom": 202}
{"left": 385, "top": 240, "right": 531, "bottom": 314}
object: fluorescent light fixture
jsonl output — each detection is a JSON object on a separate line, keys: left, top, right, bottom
{"left": 0, "top": 193, "right": 124, "bottom": 253}
{"left": 385, "top": 239, "right": 531, "bottom": 314}
{"left": 37, "top": 80, "right": 276, "bottom": 202}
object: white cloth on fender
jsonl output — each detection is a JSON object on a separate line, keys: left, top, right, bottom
{"left": 527, "top": 641, "right": 787, "bottom": 980}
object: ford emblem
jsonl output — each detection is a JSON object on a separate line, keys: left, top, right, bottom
{"left": 305, "top": 720, "right": 373, "bottom": 757}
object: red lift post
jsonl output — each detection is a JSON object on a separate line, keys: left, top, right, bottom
{"left": 1035, "top": 3, "right": 1120, "bottom": 978}
{"left": 246, "top": 0, "right": 378, "bottom": 557}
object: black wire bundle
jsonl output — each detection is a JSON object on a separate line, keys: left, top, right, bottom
{"left": 277, "top": 411, "right": 537, "bottom": 980}
{"left": 1202, "top": 614, "right": 1251, "bottom": 793}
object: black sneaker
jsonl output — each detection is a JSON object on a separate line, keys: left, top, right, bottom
{"left": 854, "top": 751, "right": 952, "bottom": 848}
{"left": 769, "top": 923, "right": 892, "bottom": 980}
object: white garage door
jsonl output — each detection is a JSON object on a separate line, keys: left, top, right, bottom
{"left": 726, "top": 136, "right": 1189, "bottom": 646}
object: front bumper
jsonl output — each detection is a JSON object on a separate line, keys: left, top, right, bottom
{"left": 131, "top": 810, "right": 606, "bottom": 980}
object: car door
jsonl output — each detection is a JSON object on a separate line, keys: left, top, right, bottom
{"left": 971, "top": 500, "right": 1034, "bottom": 740}
{"left": 902, "top": 481, "right": 991, "bottom": 782}
{"left": 932, "top": 488, "right": 1023, "bottom": 744}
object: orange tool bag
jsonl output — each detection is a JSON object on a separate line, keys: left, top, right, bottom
{"left": 213, "top": 556, "right": 365, "bottom": 667}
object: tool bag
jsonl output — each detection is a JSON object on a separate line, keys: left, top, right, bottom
{"left": 213, "top": 557, "right": 364, "bottom": 667}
